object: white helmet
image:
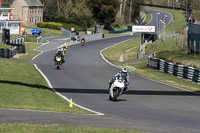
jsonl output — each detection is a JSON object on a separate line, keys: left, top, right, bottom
{"left": 121, "top": 68, "right": 127, "bottom": 73}
{"left": 121, "top": 68, "right": 127, "bottom": 76}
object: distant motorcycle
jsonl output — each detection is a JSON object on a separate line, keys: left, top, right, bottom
{"left": 55, "top": 56, "right": 62, "bottom": 69}
{"left": 108, "top": 78, "right": 125, "bottom": 101}
{"left": 81, "top": 39, "right": 85, "bottom": 46}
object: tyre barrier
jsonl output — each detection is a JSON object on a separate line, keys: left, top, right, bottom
{"left": 0, "top": 48, "right": 2, "bottom": 58}
{"left": 0, "top": 47, "right": 17, "bottom": 58}
{"left": 148, "top": 56, "right": 200, "bottom": 84}
{"left": 10, "top": 44, "right": 26, "bottom": 54}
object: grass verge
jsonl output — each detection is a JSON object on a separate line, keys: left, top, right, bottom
{"left": 14, "top": 42, "right": 41, "bottom": 60}
{"left": 0, "top": 60, "right": 90, "bottom": 114}
{"left": 145, "top": 6, "right": 187, "bottom": 34}
{"left": 0, "top": 123, "right": 141, "bottom": 133}
{"left": 22, "top": 26, "right": 63, "bottom": 36}
{"left": 141, "top": 11, "right": 152, "bottom": 25}
{"left": 102, "top": 38, "right": 140, "bottom": 62}
{"left": 0, "top": 40, "right": 91, "bottom": 114}
{"left": 144, "top": 6, "right": 200, "bottom": 69}
{"left": 146, "top": 37, "right": 200, "bottom": 68}
{"left": 0, "top": 44, "right": 14, "bottom": 49}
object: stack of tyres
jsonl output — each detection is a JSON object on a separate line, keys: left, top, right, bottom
{"left": 2, "top": 49, "right": 9, "bottom": 58}
{"left": 0, "top": 48, "right": 2, "bottom": 58}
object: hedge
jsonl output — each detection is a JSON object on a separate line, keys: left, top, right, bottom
{"left": 38, "top": 22, "right": 87, "bottom": 31}
{"left": 37, "top": 22, "right": 62, "bottom": 30}
{"left": 62, "top": 23, "right": 87, "bottom": 31}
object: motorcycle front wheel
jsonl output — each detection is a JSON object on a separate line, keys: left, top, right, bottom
{"left": 112, "top": 88, "right": 119, "bottom": 101}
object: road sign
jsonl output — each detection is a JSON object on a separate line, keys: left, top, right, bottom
{"left": 132, "top": 26, "right": 155, "bottom": 33}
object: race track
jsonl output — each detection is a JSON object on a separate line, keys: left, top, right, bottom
{"left": 1, "top": 8, "right": 200, "bottom": 133}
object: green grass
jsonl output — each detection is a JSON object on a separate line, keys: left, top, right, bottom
{"left": 0, "top": 123, "right": 141, "bottom": 133}
{"left": 0, "top": 44, "right": 14, "bottom": 49}
{"left": 104, "top": 34, "right": 122, "bottom": 38}
{"left": 141, "top": 11, "right": 152, "bottom": 25}
{"left": 40, "top": 27, "right": 63, "bottom": 36}
{"left": 117, "top": 61, "right": 200, "bottom": 92}
{"left": 22, "top": 26, "right": 62, "bottom": 36}
{"left": 16, "top": 42, "right": 41, "bottom": 60}
{"left": 10, "top": 34, "right": 37, "bottom": 42}
{"left": 41, "top": 40, "right": 48, "bottom": 43}
{"left": 145, "top": 37, "right": 200, "bottom": 68}
{"left": 113, "top": 22, "right": 133, "bottom": 31}
{"left": 144, "top": 7, "right": 200, "bottom": 68}
{"left": 145, "top": 6, "right": 187, "bottom": 34}
{"left": 102, "top": 38, "right": 140, "bottom": 62}
{"left": 0, "top": 60, "right": 90, "bottom": 114}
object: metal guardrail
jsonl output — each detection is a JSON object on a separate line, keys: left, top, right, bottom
{"left": 148, "top": 56, "right": 200, "bottom": 84}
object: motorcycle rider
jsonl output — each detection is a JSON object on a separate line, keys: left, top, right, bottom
{"left": 62, "top": 44, "right": 67, "bottom": 55}
{"left": 54, "top": 48, "right": 65, "bottom": 63}
{"left": 109, "top": 68, "right": 130, "bottom": 91}
{"left": 81, "top": 38, "right": 85, "bottom": 46}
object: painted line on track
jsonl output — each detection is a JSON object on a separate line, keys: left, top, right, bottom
{"left": 34, "top": 64, "right": 104, "bottom": 116}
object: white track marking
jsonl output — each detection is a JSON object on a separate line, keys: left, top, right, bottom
{"left": 34, "top": 64, "right": 104, "bottom": 115}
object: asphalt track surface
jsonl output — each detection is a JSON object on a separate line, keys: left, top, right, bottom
{"left": 1, "top": 8, "right": 200, "bottom": 133}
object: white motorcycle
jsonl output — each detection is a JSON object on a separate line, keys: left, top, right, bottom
{"left": 108, "top": 78, "right": 125, "bottom": 101}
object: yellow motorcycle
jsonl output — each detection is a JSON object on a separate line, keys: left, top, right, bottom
{"left": 81, "top": 39, "right": 85, "bottom": 46}
{"left": 55, "top": 56, "right": 62, "bottom": 69}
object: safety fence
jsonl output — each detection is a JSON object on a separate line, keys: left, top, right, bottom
{"left": 148, "top": 56, "right": 200, "bottom": 84}
{"left": 0, "top": 47, "right": 17, "bottom": 58}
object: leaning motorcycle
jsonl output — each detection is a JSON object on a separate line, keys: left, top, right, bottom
{"left": 55, "top": 56, "right": 62, "bottom": 69}
{"left": 108, "top": 78, "right": 125, "bottom": 101}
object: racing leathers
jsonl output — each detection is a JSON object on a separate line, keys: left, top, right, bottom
{"left": 109, "top": 72, "right": 130, "bottom": 91}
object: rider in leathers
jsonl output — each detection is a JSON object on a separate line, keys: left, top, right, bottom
{"left": 54, "top": 48, "right": 65, "bottom": 63}
{"left": 109, "top": 68, "right": 130, "bottom": 91}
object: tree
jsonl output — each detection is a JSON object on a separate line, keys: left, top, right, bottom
{"left": 65, "top": 0, "right": 93, "bottom": 26}
{"left": 86, "top": 0, "right": 118, "bottom": 29}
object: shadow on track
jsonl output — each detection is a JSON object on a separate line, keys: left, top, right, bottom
{"left": 55, "top": 88, "right": 200, "bottom": 96}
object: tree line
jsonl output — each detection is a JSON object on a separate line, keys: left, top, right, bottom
{"left": 40, "top": 0, "right": 144, "bottom": 29}
{"left": 1, "top": 0, "right": 144, "bottom": 29}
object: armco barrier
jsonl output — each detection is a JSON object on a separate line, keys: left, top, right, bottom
{"left": 148, "top": 56, "right": 200, "bottom": 84}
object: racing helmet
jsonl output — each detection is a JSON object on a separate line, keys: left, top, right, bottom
{"left": 64, "top": 44, "right": 66, "bottom": 47}
{"left": 57, "top": 48, "right": 62, "bottom": 54}
{"left": 121, "top": 68, "right": 127, "bottom": 76}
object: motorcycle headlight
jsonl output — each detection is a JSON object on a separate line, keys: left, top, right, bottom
{"left": 56, "top": 58, "right": 61, "bottom": 62}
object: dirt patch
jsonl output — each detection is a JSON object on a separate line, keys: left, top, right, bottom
{"left": 13, "top": 53, "right": 28, "bottom": 59}
{"left": 120, "top": 55, "right": 124, "bottom": 62}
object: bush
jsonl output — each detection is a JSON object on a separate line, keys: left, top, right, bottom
{"left": 62, "top": 23, "right": 87, "bottom": 31}
{"left": 46, "top": 22, "right": 62, "bottom": 30}
{"left": 38, "top": 22, "right": 87, "bottom": 31}
{"left": 37, "top": 22, "right": 47, "bottom": 28}
{"left": 38, "top": 22, "right": 62, "bottom": 30}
